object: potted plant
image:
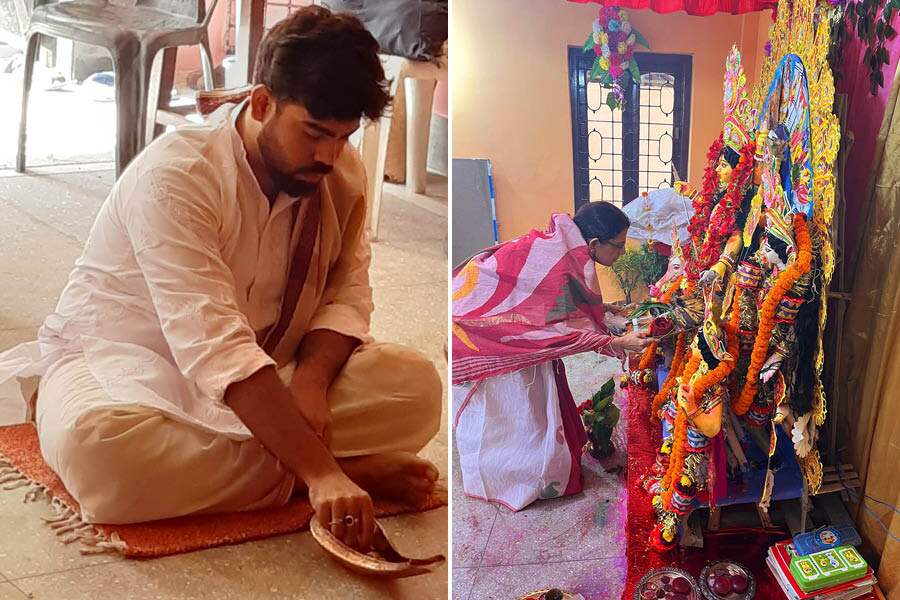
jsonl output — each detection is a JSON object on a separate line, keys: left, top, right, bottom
{"left": 611, "top": 241, "right": 668, "bottom": 303}
{"left": 578, "top": 378, "right": 620, "bottom": 459}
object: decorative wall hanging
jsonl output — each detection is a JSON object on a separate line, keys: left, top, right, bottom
{"left": 582, "top": 5, "right": 650, "bottom": 109}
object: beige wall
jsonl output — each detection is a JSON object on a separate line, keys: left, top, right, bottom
{"left": 453, "top": 0, "right": 771, "bottom": 300}
{"left": 452, "top": 0, "right": 771, "bottom": 243}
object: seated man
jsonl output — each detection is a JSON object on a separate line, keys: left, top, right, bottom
{"left": 0, "top": 6, "right": 441, "bottom": 552}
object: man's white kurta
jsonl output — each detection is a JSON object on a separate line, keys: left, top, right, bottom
{"left": 0, "top": 100, "right": 374, "bottom": 438}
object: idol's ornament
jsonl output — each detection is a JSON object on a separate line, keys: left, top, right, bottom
{"left": 622, "top": 0, "right": 841, "bottom": 551}
{"left": 582, "top": 6, "right": 650, "bottom": 110}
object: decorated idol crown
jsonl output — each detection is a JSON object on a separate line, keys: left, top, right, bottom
{"left": 722, "top": 45, "right": 753, "bottom": 154}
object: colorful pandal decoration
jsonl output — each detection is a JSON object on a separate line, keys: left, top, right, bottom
{"left": 627, "top": 0, "right": 840, "bottom": 550}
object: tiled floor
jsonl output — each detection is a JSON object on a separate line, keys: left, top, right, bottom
{"left": 0, "top": 60, "right": 117, "bottom": 170}
{"left": 0, "top": 170, "right": 448, "bottom": 599}
{"left": 452, "top": 353, "right": 629, "bottom": 600}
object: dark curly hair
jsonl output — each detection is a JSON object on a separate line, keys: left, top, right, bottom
{"left": 573, "top": 201, "right": 631, "bottom": 244}
{"left": 253, "top": 6, "right": 392, "bottom": 122}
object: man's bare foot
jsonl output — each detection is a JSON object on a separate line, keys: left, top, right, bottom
{"left": 339, "top": 452, "right": 439, "bottom": 505}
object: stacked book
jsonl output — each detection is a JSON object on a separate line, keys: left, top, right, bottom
{"left": 767, "top": 539, "right": 877, "bottom": 600}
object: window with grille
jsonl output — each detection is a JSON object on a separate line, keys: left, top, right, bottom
{"left": 225, "top": 0, "right": 315, "bottom": 54}
{"left": 569, "top": 50, "right": 692, "bottom": 211}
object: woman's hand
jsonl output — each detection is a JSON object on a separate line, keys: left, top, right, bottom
{"left": 610, "top": 329, "right": 658, "bottom": 353}
{"left": 605, "top": 302, "right": 636, "bottom": 316}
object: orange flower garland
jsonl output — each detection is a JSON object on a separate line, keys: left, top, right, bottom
{"left": 660, "top": 351, "right": 699, "bottom": 507}
{"left": 659, "top": 276, "right": 740, "bottom": 510}
{"left": 733, "top": 214, "right": 813, "bottom": 415}
{"left": 661, "top": 276, "right": 684, "bottom": 304}
{"left": 638, "top": 341, "right": 658, "bottom": 371}
{"left": 691, "top": 322, "right": 740, "bottom": 403}
{"left": 649, "top": 276, "right": 689, "bottom": 421}
{"left": 651, "top": 332, "right": 686, "bottom": 421}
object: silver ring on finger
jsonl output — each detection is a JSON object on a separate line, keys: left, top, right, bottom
{"left": 330, "top": 515, "right": 358, "bottom": 528}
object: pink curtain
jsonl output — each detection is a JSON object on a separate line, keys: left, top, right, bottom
{"left": 837, "top": 29, "right": 900, "bottom": 269}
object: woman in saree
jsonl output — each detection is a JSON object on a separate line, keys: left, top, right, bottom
{"left": 452, "top": 201, "right": 656, "bottom": 510}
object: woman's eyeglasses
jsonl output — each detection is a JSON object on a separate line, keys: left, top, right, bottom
{"left": 599, "top": 239, "right": 626, "bottom": 250}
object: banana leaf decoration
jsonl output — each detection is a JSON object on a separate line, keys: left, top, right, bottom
{"left": 626, "top": 301, "right": 671, "bottom": 320}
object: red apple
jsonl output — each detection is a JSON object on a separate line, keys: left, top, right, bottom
{"left": 713, "top": 575, "right": 733, "bottom": 596}
{"left": 731, "top": 574, "right": 749, "bottom": 594}
{"left": 672, "top": 577, "right": 691, "bottom": 594}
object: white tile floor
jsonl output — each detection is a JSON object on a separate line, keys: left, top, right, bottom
{"left": 0, "top": 169, "right": 448, "bottom": 599}
{"left": 0, "top": 63, "right": 117, "bottom": 170}
{"left": 452, "top": 353, "right": 629, "bottom": 600}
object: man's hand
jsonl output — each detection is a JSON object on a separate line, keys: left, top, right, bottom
{"left": 310, "top": 471, "right": 375, "bottom": 551}
{"left": 290, "top": 369, "right": 332, "bottom": 445}
{"left": 290, "top": 330, "right": 361, "bottom": 445}
{"left": 225, "top": 366, "right": 373, "bottom": 549}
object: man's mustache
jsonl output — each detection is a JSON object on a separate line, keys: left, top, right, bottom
{"left": 294, "top": 162, "right": 333, "bottom": 176}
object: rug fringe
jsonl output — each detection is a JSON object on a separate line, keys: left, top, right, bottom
{"left": 0, "top": 471, "right": 27, "bottom": 485}
{"left": 0, "top": 450, "right": 127, "bottom": 558}
{"left": 3, "top": 478, "right": 30, "bottom": 490}
{"left": 23, "top": 485, "right": 47, "bottom": 503}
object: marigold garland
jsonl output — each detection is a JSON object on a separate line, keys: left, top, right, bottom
{"left": 661, "top": 412, "right": 688, "bottom": 509}
{"left": 660, "top": 352, "right": 701, "bottom": 507}
{"left": 649, "top": 276, "right": 686, "bottom": 420}
{"left": 638, "top": 341, "right": 658, "bottom": 371}
{"left": 733, "top": 214, "right": 813, "bottom": 415}
{"left": 651, "top": 332, "right": 685, "bottom": 421}
{"left": 659, "top": 282, "right": 739, "bottom": 510}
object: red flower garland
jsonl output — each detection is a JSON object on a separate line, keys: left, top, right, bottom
{"left": 685, "top": 135, "right": 725, "bottom": 280}
{"left": 694, "top": 140, "right": 756, "bottom": 276}
{"left": 686, "top": 135, "right": 725, "bottom": 261}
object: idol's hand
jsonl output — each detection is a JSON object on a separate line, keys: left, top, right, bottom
{"left": 699, "top": 269, "right": 720, "bottom": 289}
{"left": 759, "top": 353, "right": 784, "bottom": 384}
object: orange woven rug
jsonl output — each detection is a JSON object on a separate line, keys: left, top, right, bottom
{"left": 0, "top": 423, "right": 446, "bottom": 558}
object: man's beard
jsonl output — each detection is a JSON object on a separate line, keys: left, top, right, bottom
{"left": 258, "top": 126, "right": 332, "bottom": 198}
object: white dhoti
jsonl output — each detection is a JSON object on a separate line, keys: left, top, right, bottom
{"left": 36, "top": 343, "right": 441, "bottom": 524}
